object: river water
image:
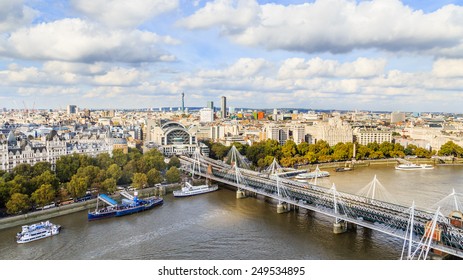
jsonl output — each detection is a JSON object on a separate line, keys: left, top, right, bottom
{"left": 1, "top": 164, "right": 462, "bottom": 260}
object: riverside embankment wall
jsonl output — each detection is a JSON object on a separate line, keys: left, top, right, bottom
{"left": 0, "top": 182, "right": 183, "bottom": 230}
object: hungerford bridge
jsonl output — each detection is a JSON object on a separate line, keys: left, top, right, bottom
{"left": 179, "top": 147, "right": 463, "bottom": 260}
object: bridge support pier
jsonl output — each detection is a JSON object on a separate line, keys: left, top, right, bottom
{"left": 236, "top": 190, "right": 246, "bottom": 199}
{"left": 347, "top": 222, "right": 357, "bottom": 231}
{"left": 277, "top": 203, "right": 290, "bottom": 214}
{"left": 333, "top": 221, "right": 348, "bottom": 234}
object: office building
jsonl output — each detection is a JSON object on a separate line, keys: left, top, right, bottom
{"left": 67, "top": 105, "right": 77, "bottom": 115}
{"left": 199, "top": 108, "right": 214, "bottom": 123}
{"left": 207, "top": 101, "right": 214, "bottom": 111}
{"left": 221, "top": 96, "right": 227, "bottom": 118}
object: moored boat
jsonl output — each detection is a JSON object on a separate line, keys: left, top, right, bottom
{"left": 88, "top": 191, "right": 163, "bottom": 220}
{"left": 335, "top": 167, "right": 352, "bottom": 172}
{"left": 395, "top": 163, "right": 434, "bottom": 170}
{"left": 295, "top": 166, "right": 330, "bottom": 180}
{"left": 16, "top": 221, "right": 61, "bottom": 244}
{"left": 173, "top": 182, "right": 218, "bottom": 197}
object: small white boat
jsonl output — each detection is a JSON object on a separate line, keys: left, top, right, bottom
{"left": 295, "top": 166, "right": 330, "bottom": 180}
{"left": 395, "top": 163, "right": 434, "bottom": 170}
{"left": 173, "top": 182, "right": 218, "bottom": 197}
{"left": 16, "top": 221, "right": 61, "bottom": 244}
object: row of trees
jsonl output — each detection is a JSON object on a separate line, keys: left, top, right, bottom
{"left": 0, "top": 148, "right": 182, "bottom": 215}
{"left": 206, "top": 139, "right": 462, "bottom": 168}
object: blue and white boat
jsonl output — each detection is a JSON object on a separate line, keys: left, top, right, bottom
{"left": 88, "top": 191, "right": 163, "bottom": 221}
{"left": 16, "top": 221, "right": 61, "bottom": 244}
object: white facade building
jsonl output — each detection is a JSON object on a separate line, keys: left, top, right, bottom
{"left": 354, "top": 129, "right": 392, "bottom": 145}
{"left": 199, "top": 108, "right": 214, "bottom": 123}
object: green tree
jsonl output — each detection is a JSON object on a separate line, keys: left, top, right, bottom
{"left": 246, "top": 142, "right": 265, "bottom": 165}
{"left": 78, "top": 154, "right": 94, "bottom": 168}
{"left": 112, "top": 149, "right": 128, "bottom": 167}
{"left": 415, "top": 147, "right": 431, "bottom": 158}
{"left": 168, "top": 155, "right": 181, "bottom": 168}
{"left": 107, "top": 164, "right": 122, "bottom": 182}
{"left": 356, "top": 144, "right": 370, "bottom": 159}
{"left": 31, "top": 170, "right": 60, "bottom": 192}
{"left": 304, "top": 152, "right": 318, "bottom": 163}
{"left": 297, "top": 142, "right": 310, "bottom": 156}
{"left": 147, "top": 168, "right": 163, "bottom": 186}
{"left": 211, "top": 143, "right": 230, "bottom": 160}
{"left": 7, "top": 180, "right": 25, "bottom": 196}
{"left": 76, "top": 166, "right": 101, "bottom": 188}
{"left": 31, "top": 184, "right": 56, "bottom": 208}
{"left": 257, "top": 155, "right": 275, "bottom": 168}
{"left": 379, "top": 142, "right": 394, "bottom": 157}
{"left": 127, "top": 148, "right": 143, "bottom": 161}
{"left": 165, "top": 166, "right": 181, "bottom": 183}
{"left": 101, "top": 178, "right": 117, "bottom": 194}
{"left": 281, "top": 140, "right": 297, "bottom": 158}
{"left": 31, "top": 162, "right": 52, "bottom": 177}
{"left": 13, "top": 163, "right": 33, "bottom": 178}
{"left": 120, "top": 159, "right": 137, "bottom": 184}
{"left": 56, "top": 154, "right": 81, "bottom": 182}
{"left": 264, "top": 139, "right": 281, "bottom": 156}
{"left": 6, "top": 193, "right": 30, "bottom": 215}
{"left": 11, "top": 174, "right": 33, "bottom": 195}
{"left": 404, "top": 144, "right": 418, "bottom": 156}
{"left": 132, "top": 173, "right": 148, "bottom": 189}
{"left": 67, "top": 175, "right": 88, "bottom": 198}
{"left": 332, "top": 142, "right": 350, "bottom": 161}
{"left": 438, "top": 141, "right": 463, "bottom": 157}
{"left": 96, "top": 153, "right": 114, "bottom": 169}
{"left": 0, "top": 179, "right": 10, "bottom": 208}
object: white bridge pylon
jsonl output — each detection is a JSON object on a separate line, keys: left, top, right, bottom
{"left": 191, "top": 148, "right": 202, "bottom": 179}
{"left": 227, "top": 145, "right": 250, "bottom": 170}
{"left": 431, "top": 188, "right": 463, "bottom": 215}
{"left": 265, "top": 158, "right": 283, "bottom": 175}
{"left": 356, "top": 175, "right": 398, "bottom": 204}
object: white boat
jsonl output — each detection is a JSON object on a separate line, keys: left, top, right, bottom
{"left": 16, "top": 221, "right": 61, "bottom": 244}
{"left": 295, "top": 166, "right": 330, "bottom": 180}
{"left": 395, "top": 163, "right": 434, "bottom": 170}
{"left": 173, "top": 182, "right": 218, "bottom": 197}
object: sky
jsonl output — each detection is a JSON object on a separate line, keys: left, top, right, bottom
{"left": 2, "top": 0, "right": 463, "bottom": 113}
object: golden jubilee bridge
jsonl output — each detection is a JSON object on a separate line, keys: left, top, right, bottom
{"left": 179, "top": 147, "right": 463, "bottom": 260}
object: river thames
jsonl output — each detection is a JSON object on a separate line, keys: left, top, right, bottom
{"left": 1, "top": 164, "right": 462, "bottom": 260}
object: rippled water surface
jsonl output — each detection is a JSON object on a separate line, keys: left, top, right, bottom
{"left": 1, "top": 165, "right": 462, "bottom": 260}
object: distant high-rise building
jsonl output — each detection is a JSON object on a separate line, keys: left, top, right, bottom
{"left": 221, "top": 96, "right": 227, "bottom": 118}
{"left": 181, "top": 92, "right": 185, "bottom": 113}
{"left": 229, "top": 107, "right": 235, "bottom": 114}
{"left": 67, "top": 105, "right": 77, "bottom": 115}
{"left": 207, "top": 101, "right": 214, "bottom": 111}
{"left": 199, "top": 108, "right": 214, "bottom": 123}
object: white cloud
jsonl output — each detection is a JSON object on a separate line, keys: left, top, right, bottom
{"left": 1, "top": 18, "right": 178, "bottom": 63}
{"left": 72, "top": 0, "right": 179, "bottom": 28}
{"left": 432, "top": 58, "right": 463, "bottom": 77}
{"left": 0, "top": 0, "right": 38, "bottom": 32}
{"left": 93, "top": 67, "right": 147, "bottom": 86}
{"left": 180, "top": 0, "right": 463, "bottom": 57}
{"left": 178, "top": 0, "right": 259, "bottom": 33}
{"left": 198, "top": 58, "right": 271, "bottom": 78}
{"left": 278, "top": 57, "right": 386, "bottom": 79}
{"left": 43, "top": 61, "right": 106, "bottom": 76}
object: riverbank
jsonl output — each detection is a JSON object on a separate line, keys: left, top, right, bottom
{"left": 0, "top": 182, "right": 183, "bottom": 230}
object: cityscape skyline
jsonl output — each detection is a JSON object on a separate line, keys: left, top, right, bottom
{"left": 2, "top": 1, "right": 463, "bottom": 113}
